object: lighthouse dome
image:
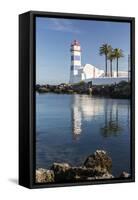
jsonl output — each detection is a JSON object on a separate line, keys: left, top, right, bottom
{"left": 71, "top": 40, "right": 80, "bottom": 46}
{"left": 70, "top": 40, "right": 81, "bottom": 52}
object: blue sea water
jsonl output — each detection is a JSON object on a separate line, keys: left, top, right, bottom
{"left": 36, "top": 93, "right": 131, "bottom": 177}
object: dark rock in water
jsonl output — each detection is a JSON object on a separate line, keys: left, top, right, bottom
{"left": 86, "top": 173, "right": 114, "bottom": 180}
{"left": 36, "top": 168, "right": 54, "bottom": 183}
{"left": 51, "top": 162, "right": 71, "bottom": 182}
{"left": 36, "top": 150, "right": 114, "bottom": 183}
{"left": 83, "top": 150, "right": 112, "bottom": 175}
{"left": 61, "top": 167, "right": 113, "bottom": 181}
{"left": 120, "top": 171, "right": 130, "bottom": 178}
{"left": 51, "top": 162, "right": 71, "bottom": 172}
{"left": 50, "top": 153, "right": 113, "bottom": 182}
{"left": 52, "top": 165, "right": 96, "bottom": 182}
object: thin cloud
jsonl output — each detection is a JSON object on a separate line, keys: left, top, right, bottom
{"left": 48, "top": 18, "right": 80, "bottom": 33}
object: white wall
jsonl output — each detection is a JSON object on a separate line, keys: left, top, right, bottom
{"left": 86, "top": 77, "right": 129, "bottom": 85}
{"left": 0, "top": 0, "right": 137, "bottom": 199}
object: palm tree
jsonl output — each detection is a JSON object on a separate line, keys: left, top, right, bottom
{"left": 99, "top": 44, "right": 112, "bottom": 77}
{"left": 113, "top": 48, "right": 124, "bottom": 77}
{"left": 108, "top": 51, "right": 115, "bottom": 77}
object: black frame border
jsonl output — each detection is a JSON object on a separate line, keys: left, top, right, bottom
{"left": 19, "top": 11, "right": 135, "bottom": 189}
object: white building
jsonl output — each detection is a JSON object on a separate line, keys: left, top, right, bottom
{"left": 81, "top": 64, "right": 104, "bottom": 80}
{"left": 69, "top": 40, "right": 128, "bottom": 85}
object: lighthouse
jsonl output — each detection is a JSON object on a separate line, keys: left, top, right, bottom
{"left": 69, "top": 40, "right": 128, "bottom": 85}
{"left": 69, "top": 40, "right": 82, "bottom": 84}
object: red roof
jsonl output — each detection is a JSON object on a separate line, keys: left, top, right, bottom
{"left": 71, "top": 40, "right": 80, "bottom": 46}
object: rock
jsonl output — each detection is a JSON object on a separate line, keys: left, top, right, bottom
{"left": 83, "top": 150, "right": 112, "bottom": 175}
{"left": 51, "top": 162, "right": 71, "bottom": 171}
{"left": 36, "top": 168, "right": 54, "bottom": 183}
{"left": 51, "top": 163, "right": 71, "bottom": 182}
{"left": 96, "top": 173, "right": 114, "bottom": 179}
{"left": 50, "top": 161, "right": 113, "bottom": 182}
{"left": 86, "top": 173, "right": 114, "bottom": 180}
{"left": 51, "top": 164, "right": 95, "bottom": 182}
{"left": 66, "top": 167, "right": 113, "bottom": 181}
{"left": 36, "top": 150, "right": 114, "bottom": 183}
{"left": 64, "top": 167, "right": 95, "bottom": 181}
{"left": 120, "top": 171, "right": 130, "bottom": 178}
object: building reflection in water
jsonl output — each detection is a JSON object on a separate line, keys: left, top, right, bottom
{"left": 71, "top": 95, "right": 82, "bottom": 140}
{"left": 71, "top": 95, "right": 130, "bottom": 140}
{"left": 71, "top": 95, "right": 104, "bottom": 140}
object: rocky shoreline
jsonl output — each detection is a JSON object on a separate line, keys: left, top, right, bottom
{"left": 36, "top": 81, "right": 130, "bottom": 99}
{"left": 36, "top": 150, "right": 130, "bottom": 183}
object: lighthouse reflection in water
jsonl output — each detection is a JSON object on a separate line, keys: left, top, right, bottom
{"left": 36, "top": 93, "right": 130, "bottom": 176}
{"left": 71, "top": 95, "right": 130, "bottom": 140}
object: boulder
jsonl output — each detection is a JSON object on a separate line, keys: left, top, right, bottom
{"left": 51, "top": 163, "right": 71, "bottom": 182}
{"left": 83, "top": 150, "right": 112, "bottom": 175}
{"left": 120, "top": 171, "right": 130, "bottom": 178}
{"left": 86, "top": 173, "right": 114, "bottom": 180}
{"left": 51, "top": 162, "right": 71, "bottom": 171}
{"left": 36, "top": 168, "right": 54, "bottom": 183}
{"left": 51, "top": 164, "right": 95, "bottom": 182}
{"left": 50, "top": 160, "right": 113, "bottom": 182}
{"left": 65, "top": 167, "right": 113, "bottom": 181}
{"left": 36, "top": 150, "right": 114, "bottom": 183}
{"left": 63, "top": 167, "right": 96, "bottom": 181}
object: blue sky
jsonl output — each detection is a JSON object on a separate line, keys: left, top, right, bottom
{"left": 36, "top": 17, "right": 130, "bottom": 84}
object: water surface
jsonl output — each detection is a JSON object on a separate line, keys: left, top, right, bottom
{"left": 36, "top": 93, "right": 130, "bottom": 177}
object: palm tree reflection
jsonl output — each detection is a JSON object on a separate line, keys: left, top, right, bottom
{"left": 101, "top": 102, "right": 122, "bottom": 137}
{"left": 71, "top": 95, "right": 129, "bottom": 140}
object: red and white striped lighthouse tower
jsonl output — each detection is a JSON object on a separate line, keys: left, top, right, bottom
{"left": 69, "top": 40, "right": 82, "bottom": 83}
